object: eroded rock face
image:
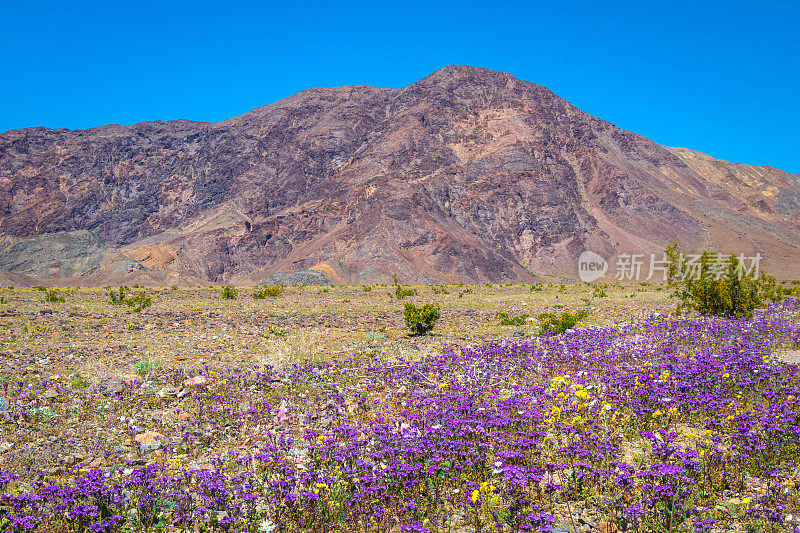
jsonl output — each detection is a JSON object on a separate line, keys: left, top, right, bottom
{"left": 1, "top": 65, "right": 798, "bottom": 282}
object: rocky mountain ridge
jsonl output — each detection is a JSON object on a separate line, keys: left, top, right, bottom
{"left": 1, "top": 65, "right": 798, "bottom": 284}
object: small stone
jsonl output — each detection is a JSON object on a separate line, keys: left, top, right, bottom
{"left": 598, "top": 522, "right": 617, "bottom": 533}
{"left": 157, "top": 387, "right": 176, "bottom": 398}
{"left": 176, "top": 388, "right": 189, "bottom": 398}
{"left": 43, "top": 388, "right": 58, "bottom": 399}
{"left": 178, "top": 412, "right": 191, "bottom": 421}
{"left": 0, "top": 398, "right": 9, "bottom": 412}
{"left": 97, "top": 375, "right": 126, "bottom": 395}
{"left": 0, "top": 442, "right": 13, "bottom": 453}
{"left": 135, "top": 431, "right": 164, "bottom": 447}
{"left": 182, "top": 375, "right": 207, "bottom": 388}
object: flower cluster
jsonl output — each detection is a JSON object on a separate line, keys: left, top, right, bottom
{"left": 1, "top": 300, "right": 799, "bottom": 531}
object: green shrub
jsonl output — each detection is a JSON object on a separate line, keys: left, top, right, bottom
{"left": 0, "top": 297, "right": 5, "bottom": 304}
{"left": 135, "top": 360, "right": 159, "bottom": 376}
{"left": 592, "top": 283, "right": 608, "bottom": 298}
{"left": 665, "top": 241, "right": 784, "bottom": 319}
{"left": 109, "top": 286, "right": 129, "bottom": 305}
{"left": 393, "top": 275, "right": 418, "bottom": 300}
{"left": 221, "top": 286, "right": 239, "bottom": 300}
{"left": 361, "top": 285, "right": 373, "bottom": 292}
{"left": 126, "top": 292, "right": 152, "bottom": 312}
{"left": 109, "top": 286, "right": 151, "bottom": 311}
{"left": 431, "top": 286, "right": 450, "bottom": 295}
{"left": 170, "top": 285, "right": 179, "bottom": 291}
{"left": 253, "top": 285, "right": 284, "bottom": 299}
{"left": 44, "top": 289, "right": 65, "bottom": 303}
{"left": 496, "top": 311, "right": 529, "bottom": 326}
{"left": 537, "top": 309, "right": 588, "bottom": 335}
{"left": 403, "top": 302, "right": 441, "bottom": 336}
{"left": 529, "top": 283, "right": 543, "bottom": 292}
{"left": 70, "top": 373, "right": 90, "bottom": 390}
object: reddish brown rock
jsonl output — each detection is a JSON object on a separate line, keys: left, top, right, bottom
{"left": 1, "top": 66, "right": 798, "bottom": 283}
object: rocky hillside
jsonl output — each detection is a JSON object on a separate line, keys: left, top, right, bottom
{"left": 1, "top": 65, "right": 798, "bottom": 284}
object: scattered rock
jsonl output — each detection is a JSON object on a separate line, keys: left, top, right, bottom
{"left": 183, "top": 375, "right": 207, "bottom": 388}
{"left": 0, "top": 397, "right": 8, "bottom": 412}
{"left": 43, "top": 388, "right": 58, "bottom": 399}
{"left": 135, "top": 431, "right": 164, "bottom": 453}
{"left": 274, "top": 399, "right": 289, "bottom": 423}
{"left": 157, "top": 387, "right": 177, "bottom": 398}
{"left": 97, "top": 375, "right": 126, "bottom": 395}
{"left": 0, "top": 442, "right": 13, "bottom": 453}
{"left": 259, "top": 270, "right": 332, "bottom": 286}
{"left": 598, "top": 521, "right": 617, "bottom": 533}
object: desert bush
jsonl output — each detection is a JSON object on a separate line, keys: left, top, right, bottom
{"left": 592, "top": 283, "right": 608, "bottom": 298}
{"left": 170, "top": 285, "right": 179, "bottom": 291}
{"left": 537, "top": 309, "right": 588, "bottom": 335}
{"left": 44, "top": 289, "right": 64, "bottom": 303}
{"left": 135, "top": 360, "right": 159, "bottom": 376}
{"left": 403, "top": 302, "right": 441, "bottom": 336}
{"left": 431, "top": 286, "right": 450, "bottom": 295}
{"left": 360, "top": 285, "right": 373, "bottom": 292}
{"left": 253, "top": 285, "right": 284, "bottom": 299}
{"left": 393, "top": 275, "right": 418, "bottom": 300}
{"left": 665, "top": 241, "right": 784, "bottom": 318}
{"left": 495, "top": 311, "right": 529, "bottom": 326}
{"left": 221, "top": 286, "right": 239, "bottom": 300}
{"left": 529, "top": 283, "right": 543, "bottom": 292}
{"left": 109, "top": 286, "right": 151, "bottom": 311}
{"left": 126, "top": 292, "right": 152, "bottom": 312}
{"left": 109, "top": 286, "right": 129, "bottom": 304}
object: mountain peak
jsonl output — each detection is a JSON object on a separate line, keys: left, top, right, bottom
{"left": 1, "top": 68, "right": 798, "bottom": 284}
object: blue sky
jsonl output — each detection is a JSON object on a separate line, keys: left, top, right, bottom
{"left": 2, "top": 0, "right": 798, "bottom": 172}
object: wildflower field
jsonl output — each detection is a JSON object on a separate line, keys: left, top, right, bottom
{"left": 1, "top": 285, "right": 800, "bottom": 533}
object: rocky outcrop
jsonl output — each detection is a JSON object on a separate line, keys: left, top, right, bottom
{"left": 1, "top": 65, "right": 798, "bottom": 283}
{"left": 259, "top": 270, "right": 333, "bottom": 286}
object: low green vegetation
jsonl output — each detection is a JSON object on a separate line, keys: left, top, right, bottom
{"left": 44, "top": 289, "right": 64, "bottom": 303}
{"left": 495, "top": 311, "right": 529, "bottom": 326}
{"left": 253, "top": 285, "right": 284, "bottom": 298}
{"left": 393, "top": 275, "right": 418, "bottom": 300}
{"left": 403, "top": 302, "right": 441, "bottom": 335}
{"left": 221, "top": 286, "right": 239, "bottom": 300}
{"left": 135, "top": 360, "right": 159, "bottom": 376}
{"left": 108, "top": 286, "right": 152, "bottom": 312}
{"left": 537, "top": 309, "right": 588, "bottom": 335}
{"left": 665, "top": 241, "right": 786, "bottom": 318}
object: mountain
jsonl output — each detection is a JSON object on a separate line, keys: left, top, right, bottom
{"left": 1, "top": 65, "right": 798, "bottom": 284}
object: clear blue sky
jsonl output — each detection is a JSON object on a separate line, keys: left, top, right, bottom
{"left": 2, "top": 0, "right": 798, "bottom": 172}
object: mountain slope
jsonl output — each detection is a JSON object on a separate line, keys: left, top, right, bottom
{"left": 1, "top": 65, "right": 798, "bottom": 283}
